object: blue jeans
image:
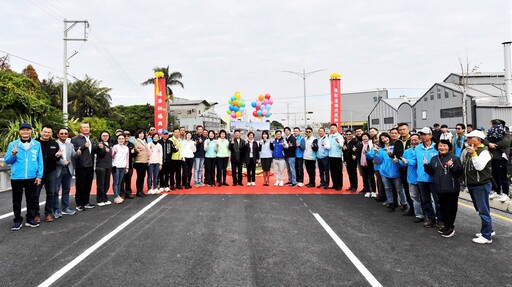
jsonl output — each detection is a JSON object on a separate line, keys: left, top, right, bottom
{"left": 469, "top": 183, "right": 494, "bottom": 240}
{"left": 54, "top": 167, "right": 72, "bottom": 212}
{"left": 381, "top": 176, "right": 407, "bottom": 205}
{"left": 418, "top": 181, "right": 443, "bottom": 222}
{"left": 147, "top": 163, "right": 160, "bottom": 190}
{"left": 113, "top": 167, "right": 126, "bottom": 197}
{"left": 285, "top": 157, "right": 297, "bottom": 184}
{"left": 194, "top": 157, "right": 205, "bottom": 185}
{"left": 409, "top": 183, "right": 424, "bottom": 219}
{"left": 36, "top": 170, "right": 57, "bottom": 216}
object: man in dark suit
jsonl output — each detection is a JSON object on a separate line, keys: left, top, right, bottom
{"left": 71, "top": 122, "right": 96, "bottom": 211}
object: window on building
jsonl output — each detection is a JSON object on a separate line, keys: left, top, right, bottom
{"left": 422, "top": 110, "right": 427, "bottom": 120}
{"left": 198, "top": 110, "right": 201, "bottom": 115}
{"left": 437, "top": 87, "right": 441, "bottom": 99}
{"left": 445, "top": 90, "right": 449, "bottom": 98}
{"left": 440, "top": 107, "right": 463, "bottom": 118}
{"left": 371, "top": 118, "right": 379, "bottom": 125}
{"left": 430, "top": 90, "right": 434, "bottom": 100}
{"left": 187, "top": 110, "right": 192, "bottom": 115}
{"left": 384, "top": 117, "right": 394, "bottom": 124}
{"left": 424, "top": 96, "right": 427, "bottom": 101}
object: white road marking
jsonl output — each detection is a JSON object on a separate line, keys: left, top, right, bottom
{"left": 313, "top": 213, "right": 383, "bottom": 287}
{"left": 0, "top": 201, "right": 46, "bottom": 220}
{"left": 38, "top": 194, "right": 168, "bottom": 287}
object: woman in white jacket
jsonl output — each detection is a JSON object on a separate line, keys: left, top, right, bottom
{"left": 112, "top": 134, "right": 130, "bottom": 203}
{"left": 182, "top": 132, "right": 197, "bottom": 189}
{"left": 147, "top": 133, "right": 163, "bottom": 194}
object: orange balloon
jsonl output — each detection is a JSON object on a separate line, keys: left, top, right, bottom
{"left": 258, "top": 95, "right": 264, "bottom": 101}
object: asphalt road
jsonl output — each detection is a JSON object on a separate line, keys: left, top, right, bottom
{"left": 0, "top": 191, "right": 511, "bottom": 287}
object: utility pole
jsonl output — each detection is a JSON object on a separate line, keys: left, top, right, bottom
{"left": 63, "top": 19, "right": 89, "bottom": 127}
{"left": 282, "top": 68, "right": 326, "bottom": 129}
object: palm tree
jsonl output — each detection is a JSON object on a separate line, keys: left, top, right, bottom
{"left": 141, "top": 66, "right": 184, "bottom": 103}
{"left": 68, "top": 75, "right": 112, "bottom": 119}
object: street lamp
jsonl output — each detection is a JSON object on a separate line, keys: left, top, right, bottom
{"left": 282, "top": 68, "right": 326, "bottom": 129}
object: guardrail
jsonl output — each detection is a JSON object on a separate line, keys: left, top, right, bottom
{"left": 0, "top": 158, "right": 11, "bottom": 191}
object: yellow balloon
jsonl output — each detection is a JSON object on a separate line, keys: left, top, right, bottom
{"left": 235, "top": 91, "right": 241, "bottom": 99}
{"left": 236, "top": 111, "right": 242, "bottom": 117}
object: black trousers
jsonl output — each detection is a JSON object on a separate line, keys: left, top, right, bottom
{"left": 121, "top": 167, "right": 133, "bottom": 196}
{"left": 247, "top": 158, "right": 256, "bottom": 182}
{"left": 359, "top": 164, "right": 376, "bottom": 193}
{"left": 231, "top": 161, "right": 243, "bottom": 184}
{"left": 11, "top": 179, "right": 37, "bottom": 222}
{"left": 346, "top": 159, "right": 358, "bottom": 190}
{"left": 183, "top": 158, "right": 194, "bottom": 187}
{"left": 295, "top": 157, "right": 304, "bottom": 183}
{"left": 437, "top": 192, "right": 460, "bottom": 229}
{"left": 374, "top": 170, "right": 386, "bottom": 200}
{"left": 75, "top": 167, "right": 94, "bottom": 207}
{"left": 317, "top": 157, "right": 330, "bottom": 187}
{"left": 216, "top": 157, "right": 229, "bottom": 184}
{"left": 328, "top": 157, "right": 343, "bottom": 189}
{"left": 400, "top": 167, "right": 413, "bottom": 210}
{"left": 160, "top": 161, "right": 171, "bottom": 188}
{"left": 304, "top": 159, "right": 316, "bottom": 186}
{"left": 96, "top": 167, "right": 111, "bottom": 203}
{"left": 491, "top": 159, "right": 510, "bottom": 195}
{"left": 205, "top": 158, "right": 216, "bottom": 185}
{"left": 133, "top": 163, "right": 147, "bottom": 194}
{"left": 170, "top": 160, "right": 183, "bottom": 188}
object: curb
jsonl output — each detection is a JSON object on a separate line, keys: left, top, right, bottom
{"left": 459, "top": 191, "right": 511, "bottom": 213}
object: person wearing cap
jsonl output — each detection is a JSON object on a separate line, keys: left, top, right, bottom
{"left": 5, "top": 122, "right": 44, "bottom": 230}
{"left": 486, "top": 119, "right": 511, "bottom": 203}
{"left": 461, "top": 130, "right": 494, "bottom": 244}
{"left": 410, "top": 127, "right": 443, "bottom": 228}
{"left": 432, "top": 123, "right": 442, "bottom": 143}
{"left": 158, "top": 129, "right": 176, "bottom": 191}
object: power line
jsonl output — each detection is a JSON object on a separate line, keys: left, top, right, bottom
{"left": 26, "top": 0, "right": 61, "bottom": 20}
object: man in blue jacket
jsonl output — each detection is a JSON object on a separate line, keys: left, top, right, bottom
{"left": 293, "top": 127, "right": 306, "bottom": 187}
{"left": 5, "top": 122, "right": 43, "bottom": 230}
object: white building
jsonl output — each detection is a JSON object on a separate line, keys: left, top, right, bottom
{"left": 367, "top": 96, "right": 418, "bottom": 131}
{"left": 169, "top": 97, "right": 225, "bottom": 131}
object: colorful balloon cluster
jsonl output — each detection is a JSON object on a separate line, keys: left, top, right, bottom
{"left": 227, "top": 91, "right": 245, "bottom": 119}
{"left": 251, "top": 93, "right": 273, "bottom": 119}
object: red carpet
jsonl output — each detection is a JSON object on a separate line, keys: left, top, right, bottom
{"left": 72, "top": 168, "right": 362, "bottom": 195}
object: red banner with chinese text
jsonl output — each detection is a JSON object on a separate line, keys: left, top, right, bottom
{"left": 154, "top": 77, "right": 167, "bottom": 134}
{"left": 330, "top": 78, "right": 341, "bottom": 131}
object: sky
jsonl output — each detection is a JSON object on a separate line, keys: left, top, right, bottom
{"left": 2, "top": 0, "right": 511, "bottom": 125}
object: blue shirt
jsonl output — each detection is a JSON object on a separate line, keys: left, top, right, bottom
{"left": 5, "top": 138, "right": 44, "bottom": 180}
{"left": 328, "top": 133, "right": 344, "bottom": 158}
{"left": 399, "top": 147, "right": 418, "bottom": 184}
{"left": 411, "top": 142, "right": 438, "bottom": 182}
{"left": 272, "top": 138, "right": 286, "bottom": 159}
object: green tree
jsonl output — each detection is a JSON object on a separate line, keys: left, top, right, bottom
{"left": 41, "top": 76, "right": 63, "bottom": 109}
{"left": 0, "top": 116, "right": 42, "bottom": 152}
{"left": 68, "top": 75, "right": 112, "bottom": 119}
{"left": 0, "top": 70, "right": 62, "bottom": 129}
{"left": 22, "top": 65, "right": 41, "bottom": 85}
{"left": 141, "top": 66, "right": 184, "bottom": 103}
{"left": 68, "top": 116, "right": 112, "bottom": 141}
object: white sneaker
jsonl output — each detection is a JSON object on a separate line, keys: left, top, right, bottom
{"left": 472, "top": 236, "right": 492, "bottom": 244}
{"left": 297, "top": 182, "right": 304, "bottom": 187}
{"left": 274, "top": 181, "right": 279, "bottom": 186}
{"left": 247, "top": 182, "right": 252, "bottom": 186}
{"left": 252, "top": 182, "right": 256, "bottom": 186}
{"left": 104, "top": 200, "right": 112, "bottom": 205}
{"left": 489, "top": 191, "right": 500, "bottom": 199}
{"left": 476, "top": 231, "right": 496, "bottom": 237}
{"left": 370, "top": 192, "right": 377, "bottom": 198}
{"left": 498, "top": 194, "right": 510, "bottom": 202}
{"left": 114, "top": 196, "right": 123, "bottom": 204}
{"left": 159, "top": 187, "right": 165, "bottom": 192}
{"left": 97, "top": 202, "right": 106, "bottom": 207}
{"left": 164, "top": 187, "right": 170, "bottom": 192}
{"left": 364, "top": 192, "right": 371, "bottom": 198}
{"left": 278, "top": 181, "right": 284, "bottom": 187}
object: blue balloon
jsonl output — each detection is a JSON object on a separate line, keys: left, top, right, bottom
{"left": 257, "top": 110, "right": 263, "bottom": 116}
{"left": 265, "top": 112, "right": 271, "bottom": 118}
{"left": 229, "top": 105, "right": 234, "bottom": 111}
{"left": 234, "top": 106, "right": 239, "bottom": 112}
{"left": 231, "top": 96, "right": 236, "bottom": 101}
{"left": 240, "top": 106, "right": 245, "bottom": 111}
{"left": 251, "top": 101, "right": 256, "bottom": 108}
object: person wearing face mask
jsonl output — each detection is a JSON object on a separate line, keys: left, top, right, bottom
{"left": 424, "top": 140, "right": 463, "bottom": 238}
{"left": 95, "top": 131, "right": 113, "bottom": 206}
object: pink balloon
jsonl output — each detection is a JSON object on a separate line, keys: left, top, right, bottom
{"left": 263, "top": 99, "right": 269, "bottom": 105}
{"left": 231, "top": 114, "right": 237, "bottom": 119}
{"left": 268, "top": 99, "right": 273, "bottom": 105}
{"left": 231, "top": 111, "right": 236, "bottom": 116}
{"left": 262, "top": 109, "right": 268, "bottom": 116}
{"left": 256, "top": 100, "right": 262, "bottom": 106}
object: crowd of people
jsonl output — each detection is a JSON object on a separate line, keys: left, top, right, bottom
{"left": 5, "top": 119, "right": 510, "bottom": 245}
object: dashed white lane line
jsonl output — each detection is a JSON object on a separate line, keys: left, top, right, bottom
{"left": 313, "top": 213, "right": 383, "bottom": 287}
{"left": 38, "top": 194, "right": 168, "bottom": 287}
